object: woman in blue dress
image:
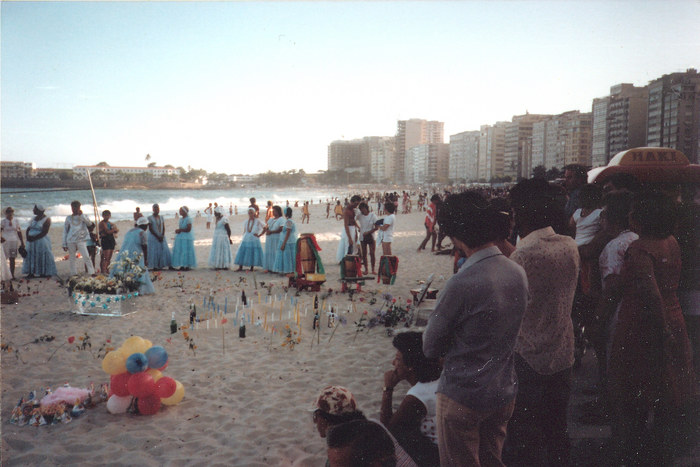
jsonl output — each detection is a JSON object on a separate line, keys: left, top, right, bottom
{"left": 235, "top": 207, "right": 265, "bottom": 271}
{"left": 263, "top": 205, "right": 284, "bottom": 272}
{"left": 208, "top": 207, "right": 233, "bottom": 270}
{"left": 147, "top": 203, "right": 172, "bottom": 270}
{"left": 22, "top": 204, "right": 57, "bottom": 278}
{"left": 273, "top": 207, "right": 298, "bottom": 274}
{"left": 172, "top": 206, "right": 197, "bottom": 271}
{"left": 110, "top": 217, "right": 155, "bottom": 295}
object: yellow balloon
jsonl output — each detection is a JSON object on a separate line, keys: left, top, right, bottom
{"left": 146, "top": 368, "right": 163, "bottom": 381}
{"left": 121, "top": 336, "right": 148, "bottom": 355}
{"left": 102, "top": 350, "right": 127, "bottom": 375}
{"left": 143, "top": 339, "right": 153, "bottom": 350}
{"left": 161, "top": 380, "right": 184, "bottom": 406}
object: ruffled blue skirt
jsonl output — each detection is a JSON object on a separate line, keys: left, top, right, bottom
{"left": 235, "top": 235, "right": 263, "bottom": 267}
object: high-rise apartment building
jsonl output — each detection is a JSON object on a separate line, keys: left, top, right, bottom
{"left": 448, "top": 131, "right": 480, "bottom": 182}
{"left": 531, "top": 120, "right": 548, "bottom": 169}
{"left": 591, "top": 97, "right": 610, "bottom": 167}
{"left": 406, "top": 143, "right": 449, "bottom": 184}
{"left": 327, "top": 139, "right": 365, "bottom": 172}
{"left": 504, "top": 114, "right": 551, "bottom": 180}
{"left": 531, "top": 111, "right": 593, "bottom": 172}
{"left": 591, "top": 84, "right": 648, "bottom": 166}
{"left": 395, "top": 119, "right": 444, "bottom": 183}
{"left": 477, "top": 123, "right": 507, "bottom": 181}
{"left": 560, "top": 111, "right": 593, "bottom": 167}
{"left": 647, "top": 69, "right": 700, "bottom": 163}
{"left": 368, "top": 137, "right": 396, "bottom": 182}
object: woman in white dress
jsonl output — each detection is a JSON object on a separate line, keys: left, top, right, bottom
{"left": 208, "top": 207, "right": 233, "bottom": 270}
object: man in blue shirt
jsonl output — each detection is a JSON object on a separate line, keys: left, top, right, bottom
{"left": 423, "top": 191, "right": 528, "bottom": 466}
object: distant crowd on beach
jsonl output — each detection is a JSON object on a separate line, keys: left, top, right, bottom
{"left": 2, "top": 168, "right": 699, "bottom": 466}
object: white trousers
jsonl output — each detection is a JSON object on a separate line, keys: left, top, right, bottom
{"left": 67, "top": 241, "right": 94, "bottom": 275}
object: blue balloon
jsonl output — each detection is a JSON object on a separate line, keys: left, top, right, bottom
{"left": 145, "top": 346, "right": 168, "bottom": 369}
{"left": 125, "top": 352, "right": 149, "bottom": 374}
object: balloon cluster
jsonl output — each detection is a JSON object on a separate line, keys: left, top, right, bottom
{"left": 102, "top": 336, "right": 184, "bottom": 415}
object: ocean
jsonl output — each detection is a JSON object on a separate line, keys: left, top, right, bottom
{"left": 0, "top": 187, "right": 350, "bottom": 225}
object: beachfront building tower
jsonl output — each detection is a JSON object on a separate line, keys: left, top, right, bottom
{"left": 395, "top": 119, "right": 444, "bottom": 183}
{"left": 406, "top": 143, "right": 449, "bottom": 184}
{"left": 591, "top": 83, "right": 648, "bottom": 166}
{"left": 646, "top": 69, "right": 700, "bottom": 163}
{"left": 477, "top": 122, "right": 507, "bottom": 181}
{"left": 368, "top": 136, "right": 396, "bottom": 183}
{"left": 504, "top": 113, "right": 551, "bottom": 181}
{"left": 591, "top": 97, "right": 610, "bottom": 167}
{"left": 327, "top": 139, "right": 366, "bottom": 174}
{"left": 449, "top": 131, "right": 480, "bottom": 182}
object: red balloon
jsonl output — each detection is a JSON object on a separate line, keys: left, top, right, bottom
{"left": 137, "top": 394, "right": 161, "bottom": 415}
{"left": 155, "top": 376, "right": 177, "bottom": 398}
{"left": 127, "top": 372, "right": 156, "bottom": 398}
{"left": 111, "top": 372, "right": 131, "bottom": 397}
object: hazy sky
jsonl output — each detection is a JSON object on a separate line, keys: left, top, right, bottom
{"left": 2, "top": 1, "right": 699, "bottom": 175}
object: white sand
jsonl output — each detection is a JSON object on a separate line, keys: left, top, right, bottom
{"left": 1, "top": 203, "right": 457, "bottom": 465}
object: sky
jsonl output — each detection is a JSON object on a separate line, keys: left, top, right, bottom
{"left": 2, "top": 1, "right": 699, "bottom": 175}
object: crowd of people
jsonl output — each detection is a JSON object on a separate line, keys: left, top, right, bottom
{"left": 2, "top": 171, "right": 698, "bottom": 465}
{"left": 310, "top": 168, "right": 698, "bottom": 466}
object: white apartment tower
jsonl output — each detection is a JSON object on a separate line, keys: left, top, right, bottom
{"left": 406, "top": 143, "right": 450, "bottom": 184}
{"left": 449, "top": 131, "right": 480, "bottom": 182}
{"left": 395, "top": 119, "right": 444, "bottom": 183}
{"left": 477, "top": 123, "right": 507, "bottom": 181}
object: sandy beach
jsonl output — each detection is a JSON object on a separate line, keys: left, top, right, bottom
{"left": 0, "top": 200, "right": 650, "bottom": 466}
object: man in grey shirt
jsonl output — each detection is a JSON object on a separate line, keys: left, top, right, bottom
{"left": 423, "top": 191, "right": 528, "bottom": 466}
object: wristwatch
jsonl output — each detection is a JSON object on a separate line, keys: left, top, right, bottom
{"left": 383, "top": 386, "right": 393, "bottom": 393}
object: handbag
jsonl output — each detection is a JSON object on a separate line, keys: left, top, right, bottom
{"left": 18, "top": 245, "right": 27, "bottom": 258}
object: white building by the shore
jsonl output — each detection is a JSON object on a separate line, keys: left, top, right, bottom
{"left": 73, "top": 165, "right": 178, "bottom": 180}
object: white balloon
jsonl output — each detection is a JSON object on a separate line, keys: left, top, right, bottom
{"left": 106, "top": 394, "right": 133, "bottom": 414}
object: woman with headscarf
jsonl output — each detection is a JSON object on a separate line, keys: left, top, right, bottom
{"left": 208, "top": 206, "right": 232, "bottom": 270}
{"left": 110, "top": 217, "right": 155, "bottom": 295}
{"left": 263, "top": 205, "right": 284, "bottom": 273}
{"left": 234, "top": 207, "right": 264, "bottom": 271}
{"left": 172, "top": 206, "right": 197, "bottom": 271}
{"left": 273, "top": 207, "right": 298, "bottom": 274}
{"left": 147, "top": 203, "right": 172, "bottom": 270}
{"left": 22, "top": 204, "right": 57, "bottom": 278}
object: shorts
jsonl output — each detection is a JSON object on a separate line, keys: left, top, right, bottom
{"left": 3, "top": 240, "right": 18, "bottom": 258}
{"left": 361, "top": 233, "right": 375, "bottom": 246}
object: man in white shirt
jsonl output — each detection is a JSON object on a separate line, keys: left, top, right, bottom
{"left": 1, "top": 207, "right": 24, "bottom": 279}
{"left": 62, "top": 201, "right": 95, "bottom": 276}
